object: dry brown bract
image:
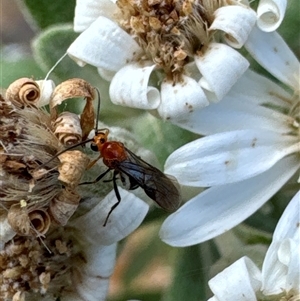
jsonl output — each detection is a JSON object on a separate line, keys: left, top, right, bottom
{"left": 0, "top": 78, "right": 95, "bottom": 299}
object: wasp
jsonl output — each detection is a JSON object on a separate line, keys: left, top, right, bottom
{"left": 37, "top": 89, "right": 181, "bottom": 226}
{"left": 81, "top": 128, "right": 181, "bottom": 226}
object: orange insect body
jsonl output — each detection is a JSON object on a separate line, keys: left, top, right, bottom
{"left": 86, "top": 128, "right": 181, "bottom": 226}
{"left": 101, "top": 142, "right": 128, "bottom": 167}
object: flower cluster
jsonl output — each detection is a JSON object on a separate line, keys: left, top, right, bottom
{"left": 68, "top": 0, "right": 257, "bottom": 119}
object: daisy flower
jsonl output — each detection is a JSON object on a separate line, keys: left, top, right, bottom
{"left": 207, "top": 190, "right": 300, "bottom": 301}
{"left": 67, "top": 0, "right": 257, "bottom": 119}
{"left": 0, "top": 78, "right": 149, "bottom": 300}
{"left": 159, "top": 26, "right": 299, "bottom": 246}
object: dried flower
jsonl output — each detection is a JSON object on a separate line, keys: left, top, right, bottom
{"left": 1, "top": 77, "right": 151, "bottom": 300}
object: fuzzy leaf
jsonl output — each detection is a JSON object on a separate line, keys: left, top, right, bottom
{"left": 20, "top": 0, "right": 76, "bottom": 29}
{"left": 32, "top": 24, "right": 100, "bottom": 82}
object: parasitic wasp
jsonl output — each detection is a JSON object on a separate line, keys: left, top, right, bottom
{"left": 37, "top": 88, "right": 181, "bottom": 226}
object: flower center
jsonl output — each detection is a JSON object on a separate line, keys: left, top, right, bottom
{"left": 117, "top": 0, "right": 225, "bottom": 80}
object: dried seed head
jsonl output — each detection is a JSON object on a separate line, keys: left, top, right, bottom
{"left": 53, "top": 112, "right": 83, "bottom": 146}
{"left": 7, "top": 203, "right": 51, "bottom": 237}
{"left": 5, "top": 78, "right": 40, "bottom": 108}
{"left": 116, "top": 0, "right": 224, "bottom": 80}
{"left": 0, "top": 232, "right": 74, "bottom": 300}
{"left": 58, "top": 150, "right": 90, "bottom": 186}
{"left": 0, "top": 79, "right": 92, "bottom": 240}
{"left": 48, "top": 188, "right": 81, "bottom": 226}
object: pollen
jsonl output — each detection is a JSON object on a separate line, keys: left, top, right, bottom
{"left": 116, "top": 0, "right": 225, "bottom": 80}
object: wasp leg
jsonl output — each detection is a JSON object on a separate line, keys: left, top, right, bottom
{"left": 103, "top": 171, "right": 121, "bottom": 227}
{"left": 79, "top": 168, "right": 111, "bottom": 185}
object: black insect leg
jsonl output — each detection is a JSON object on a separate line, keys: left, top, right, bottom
{"left": 79, "top": 168, "right": 111, "bottom": 185}
{"left": 103, "top": 171, "right": 122, "bottom": 227}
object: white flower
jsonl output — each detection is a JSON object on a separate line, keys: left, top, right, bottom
{"left": 67, "top": 0, "right": 257, "bottom": 119}
{"left": 207, "top": 191, "right": 300, "bottom": 301}
{"left": 159, "top": 30, "right": 300, "bottom": 246}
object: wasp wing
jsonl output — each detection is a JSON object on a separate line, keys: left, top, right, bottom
{"left": 116, "top": 148, "right": 181, "bottom": 212}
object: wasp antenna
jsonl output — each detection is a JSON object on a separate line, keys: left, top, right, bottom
{"left": 36, "top": 137, "right": 94, "bottom": 170}
{"left": 94, "top": 87, "right": 101, "bottom": 133}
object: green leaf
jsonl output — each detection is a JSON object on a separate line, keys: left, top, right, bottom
{"left": 18, "top": 0, "right": 76, "bottom": 29}
{"left": 162, "top": 242, "right": 219, "bottom": 301}
{"left": 130, "top": 113, "right": 200, "bottom": 166}
{"left": 0, "top": 54, "right": 44, "bottom": 89}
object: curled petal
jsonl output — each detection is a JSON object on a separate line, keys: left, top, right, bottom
{"left": 261, "top": 191, "right": 300, "bottom": 294}
{"left": 110, "top": 63, "right": 160, "bottom": 109}
{"left": 165, "top": 129, "right": 296, "bottom": 186}
{"left": 160, "top": 155, "right": 299, "bottom": 246}
{"left": 157, "top": 75, "right": 209, "bottom": 120}
{"left": 49, "top": 189, "right": 81, "bottom": 226}
{"left": 7, "top": 204, "right": 51, "bottom": 237}
{"left": 208, "top": 257, "right": 261, "bottom": 301}
{"left": 69, "top": 245, "right": 116, "bottom": 301}
{"left": 54, "top": 112, "right": 83, "bottom": 146}
{"left": 210, "top": 6, "right": 256, "bottom": 48}
{"left": 71, "top": 272, "right": 110, "bottom": 301}
{"left": 68, "top": 16, "right": 142, "bottom": 71}
{"left": 50, "top": 78, "right": 95, "bottom": 107}
{"left": 245, "top": 27, "right": 299, "bottom": 90}
{"left": 74, "top": 0, "right": 117, "bottom": 32}
{"left": 58, "top": 150, "right": 90, "bottom": 186}
{"left": 35, "top": 80, "right": 55, "bottom": 107}
{"left": 195, "top": 43, "right": 249, "bottom": 100}
{"left": 72, "top": 188, "right": 149, "bottom": 245}
{"left": 6, "top": 78, "right": 40, "bottom": 107}
{"left": 0, "top": 217, "right": 16, "bottom": 250}
{"left": 257, "top": 0, "right": 287, "bottom": 32}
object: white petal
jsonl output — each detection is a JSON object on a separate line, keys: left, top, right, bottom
{"left": 172, "top": 73, "right": 293, "bottom": 135}
{"left": 79, "top": 244, "right": 117, "bottom": 277}
{"left": 157, "top": 75, "right": 209, "bottom": 120}
{"left": 208, "top": 257, "right": 261, "bottom": 301}
{"left": 261, "top": 191, "right": 300, "bottom": 294}
{"left": 209, "top": 6, "right": 256, "bottom": 48}
{"left": 36, "top": 79, "right": 55, "bottom": 107}
{"left": 165, "top": 129, "right": 296, "bottom": 186}
{"left": 72, "top": 189, "right": 149, "bottom": 245}
{"left": 74, "top": 0, "right": 117, "bottom": 32}
{"left": 272, "top": 190, "right": 300, "bottom": 241}
{"left": 109, "top": 63, "right": 160, "bottom": 109}
{"left": 227, "top": 69, "right": 292, "bottom": 107}
{"left": 71, "top": 269, "right": 110, "bottom": 301}
{"left": 257, "top": 0, "right": 287, "bottom": 32}
{"left": 195, "top": 43, "right": 249, "bottom": 100}
{"left": 97, "top": 67, "right": 116, "bottom": 81}
{"left": 279, "top": 239, "right": 300, "bottom": 292}
{"left": 245, "top": 26, "right": 300, "bottom": 90}
{"left": 160, "top": 155, "right": 299, "bottom": 246}
{"left": 0, "top": 217, "right": 16, "bottom": 250}
{"left": 68, "top": 16, "right": 142, "bottom": 71}
{"left": 261, "top": 242, "right": 287, "bottom": 294}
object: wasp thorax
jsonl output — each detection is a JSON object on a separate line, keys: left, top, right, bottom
{"left": 116, "top": 0, "right": 224, "bottom": 80}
